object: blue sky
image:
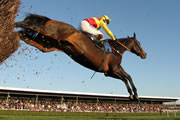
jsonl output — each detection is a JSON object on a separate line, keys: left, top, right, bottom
{"left": 1, "top": 0, "right": 180, "bottom": 102}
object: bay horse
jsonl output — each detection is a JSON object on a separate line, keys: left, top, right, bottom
{"left": 15, "top": 14, "right": 147, "bottom": 100}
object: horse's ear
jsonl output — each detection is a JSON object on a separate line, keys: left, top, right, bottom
{"left": 133, "top": 33, "right": 136, "bottom": 39}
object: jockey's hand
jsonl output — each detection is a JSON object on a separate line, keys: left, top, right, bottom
{"left": 114, "top": 36, "right": 117, "bottom": 40}
{"left": 111, "top": 36, "right": 117, "bottom": 41}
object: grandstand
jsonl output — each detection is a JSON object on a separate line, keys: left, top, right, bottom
{"left": 0, "top": 87, "right": 179, "bottom": 104}
{"left": 0, "top": 87, "right": 179, "bottom": 112}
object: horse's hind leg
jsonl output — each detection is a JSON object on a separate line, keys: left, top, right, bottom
{"left": 16, "top": 30, "right": 62, "bottom": 53}
{"left": 15, "top": 14, "right": 50, "bottom": 35}
{"left": 16, "top": 21, "right": 45, "bottom": 35}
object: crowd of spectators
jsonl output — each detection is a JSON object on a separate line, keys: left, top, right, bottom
{"left": 0, "top": 97, "right": 171, "bottom": 113}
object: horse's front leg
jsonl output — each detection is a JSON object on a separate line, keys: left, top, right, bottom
{"left": 105, "top": 65, "right": 134, "bottom": 100}
{"left": 122, "top": 70, "right": 138, "bottom": 100}
{"left": 115, "top": 65, "right": 138, "bottom": 100}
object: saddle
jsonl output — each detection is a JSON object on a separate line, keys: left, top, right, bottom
{"left": 82, "top": 32, "right": 112, "bottom": 53}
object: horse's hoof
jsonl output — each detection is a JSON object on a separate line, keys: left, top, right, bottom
{"left": 134, "top": 95, "right": 139, "bottom": 100}
{"left": 133, "top": 95, "right": 140, "bottom": 103}
{"left": 129, "top": 95, "right": 133, "bottom": 100}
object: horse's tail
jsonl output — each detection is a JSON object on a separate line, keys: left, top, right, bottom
{"left": 16, "top": 14, "right": 51, "bottom": 27}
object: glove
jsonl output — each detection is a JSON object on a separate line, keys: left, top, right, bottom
{"left": 112, "top": 35, "right": 117, "bottom": 41}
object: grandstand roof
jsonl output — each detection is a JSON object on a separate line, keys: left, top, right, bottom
{"left": 0, "top": 87, "right": 179, "bottom": 103}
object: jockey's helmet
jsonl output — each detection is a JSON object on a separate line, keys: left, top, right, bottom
{"left": 101, "top": 15, "right": 111, "bottom": 24}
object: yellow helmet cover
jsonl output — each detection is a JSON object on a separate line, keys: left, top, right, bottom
{"left": 101, "top": 15, "right": 111, "bottom": 24}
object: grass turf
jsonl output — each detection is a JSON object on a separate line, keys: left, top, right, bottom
{"left": 0, "top": 110, "right": 179, "bottom": 120}
{"left": 0, "top": 115, "right": 180, "bottom": 120}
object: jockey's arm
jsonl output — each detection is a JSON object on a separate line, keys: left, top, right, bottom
{"left": 100, "top": 21, "right": 116, "bottom": 40}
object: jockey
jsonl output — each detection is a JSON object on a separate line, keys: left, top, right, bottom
{"left": 79, "top": 15, "right": 116, "bottom": 41}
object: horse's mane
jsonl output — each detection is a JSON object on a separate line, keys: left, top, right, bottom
{"left": 105, "top": 36, "right": 134, "bottom": 41}
{"left": 117, "top": 36, "right": 134, "bottom": 41}
{"left": 106, "top": 36, "right": 135, "bottom": 55}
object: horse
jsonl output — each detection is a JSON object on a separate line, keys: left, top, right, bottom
{"left": 15, "top": 14, "right": 147, "bottom": 100}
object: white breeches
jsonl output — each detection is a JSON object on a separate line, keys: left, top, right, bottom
{"left": 79, "top": 20, "right": 103, "bottom": 36}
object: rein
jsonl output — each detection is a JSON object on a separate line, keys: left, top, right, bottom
{"left": 116, "top": 40, "right": 131, "bottom": 52}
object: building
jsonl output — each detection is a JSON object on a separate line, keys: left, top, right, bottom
{"left": 0, "top": 87, "right": 179, "bottom": 104}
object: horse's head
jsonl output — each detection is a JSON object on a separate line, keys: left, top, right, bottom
{"left": 129, "top": 33, "right": 147, "bottom": 59}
